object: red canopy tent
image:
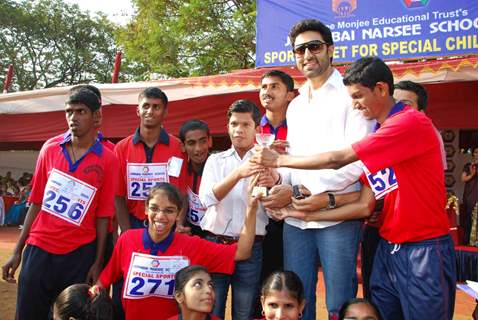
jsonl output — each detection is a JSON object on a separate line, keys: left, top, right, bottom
{"left": 1, "top": 57, "right": 478, "bottom": 151}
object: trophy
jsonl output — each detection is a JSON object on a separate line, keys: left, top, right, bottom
{"left": 252, "top": 132, "right": 275, "bottom": 197}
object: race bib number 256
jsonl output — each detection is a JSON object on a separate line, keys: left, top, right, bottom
{"left": 41, "top": 169, "right": 96, "bottom": 226}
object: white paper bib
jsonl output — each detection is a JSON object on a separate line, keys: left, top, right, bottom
{"left": 364, "top": 166, "right": 398, "bottom": 200}
{"left": 186, "top": 187, "right": 206, "bottom": 226}
{"left": 41, "top": 169, "right": 96, "bottom": 226}
{"left": 127, "top": 163, "right": 169, "bottom": 200}
{"left": 124, "top": 253, "right": 189, "bottom": 299}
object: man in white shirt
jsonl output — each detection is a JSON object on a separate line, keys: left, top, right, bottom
{"left": 264, "top": 19, "right": 373, "bottom": 319}
{"left": 199, "top": 99, "right": 272, "bottom": 320}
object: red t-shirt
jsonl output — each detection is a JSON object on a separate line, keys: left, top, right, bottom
{"left": 352, "top": 107, "right": 449, "bottom": 243}
{"left": 100, "top": 133, "right": 116, "bottom": 233}
{"left": 27, "top": 133, "right": 118, "bottom": 254}
{"left": 114, "top": 128, "right": 187, "bottom": 220}
{"left": 259, "top": 115, "right": 287, "bottom": 140}
{"left": 98, "top": 229, "right": 236, "bottom": 320}
{"left": 167, "top": 315, "right": 221, "bottom": 320}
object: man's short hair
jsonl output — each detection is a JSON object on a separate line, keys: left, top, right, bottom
{"left": 261, "top": 70, "right": 295, "bottom": 92}
{"left": 66, "top": 87, "right": 102, "bottom": 112}
{"left": 138, "top": 87, "right": 168, "bottom": 106}
{"left": 178, "top": 120, "right": 210, "bottom": 143}
{"left": 227, "top": 99, "right": 261, "bottom": 126}
{"left": 289, "top": 19, "right": 333, "bottom": 48}
{"left": 70, "top": 84, "right": 102, "bottom": 103}
{"left": 394, "top": 80, "right": 428, "bottom": 111}
{"left": 343, "top": 57, "right": 394, "bottom": 96}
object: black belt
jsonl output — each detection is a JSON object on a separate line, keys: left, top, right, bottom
{"left": 205, "top": 231, "right": 264, "bottom": 245}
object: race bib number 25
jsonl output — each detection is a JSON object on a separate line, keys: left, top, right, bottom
{"left": 127, "top": 163, "right": 168, "bottom": 200}
{"left": 42, "top": 169, "right": 96, "bottom": 226}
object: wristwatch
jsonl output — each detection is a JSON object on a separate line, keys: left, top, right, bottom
{"left": 327, "top": 193, "right": 336, "bottom": 209}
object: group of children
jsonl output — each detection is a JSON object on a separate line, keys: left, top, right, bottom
{"left": 1, "top": 18, "right": 457, "bottom": 320}
{"left": 54, "top": 265, "right": 382, "bottom": 320}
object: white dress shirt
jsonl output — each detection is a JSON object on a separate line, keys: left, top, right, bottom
{"left": 199, "top": 147, "right": 268, "bottom": 237}
{"left": 283, "top": 68, "right": 375, "bottom": 229}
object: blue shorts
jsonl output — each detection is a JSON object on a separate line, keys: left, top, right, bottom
{"left": 370, "top": 235, "right": 456, "bottom": 320}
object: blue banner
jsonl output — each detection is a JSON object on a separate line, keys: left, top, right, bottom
{"left": 256, "top": 0, "right": 478, "bottom": 67}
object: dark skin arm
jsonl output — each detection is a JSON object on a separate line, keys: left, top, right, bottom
{"left": 2, "top": 204, "right": 41, "bottom": 282}
{"left": 235, "top": 173, "right": 261, "bottom": 261}
{"left": 115, "top": 196, "right": 131, "bottom": 233}
{"left": 85, "top": 217, "right": 109, "bottom": 284}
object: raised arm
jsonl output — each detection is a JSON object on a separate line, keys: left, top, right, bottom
{"left": 234, "top": 174, "right": 261, "bottom": 261}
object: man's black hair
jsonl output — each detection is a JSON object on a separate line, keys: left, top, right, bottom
{"left": 138, "top": 87, "right": 168, "bottom": 106}
{"left": 66, "top": 87, "right": 102, "bottom": 112}
{"left": 261, "top": 70, "right": 295, "bottom": 92}
{"left": 70, "top": 84, "right": 102, "bottom": 103}
{"left": 178, "top": 120, "right": 210, "bottom": 143}
{"left": 343, "top": 57, "right": 394, "bottom": 96}
{"left": 289, "top": 19, "right": 333, "bottom": 48}
{"left": 227, "top": 99, "right": 261, "bottom": 126}
{"left": 394, "top": 80, "right": 428, "bottom": 111}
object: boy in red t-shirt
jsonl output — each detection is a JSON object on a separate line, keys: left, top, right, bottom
{"left": 2, "top": 88, "right": 118, "bottom": 320}
{"left": 253, "top": 57, "right": 455, "bottom": 320}
{"left": 178, "top": 119, "right": 212, "bottom": 237}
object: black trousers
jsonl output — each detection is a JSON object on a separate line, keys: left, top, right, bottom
{"left": 361, "top": 224, "right": 381, "bottom": 300}
{"left": 16, "top": 241, "right": 96, "bottom": 320}
{"left": 254, "top": 219, "right": 284, "bottom": 317}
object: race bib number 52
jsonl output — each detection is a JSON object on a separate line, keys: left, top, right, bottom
{"left": 364, "top": 166, "right": 398, "bottom": 200}
{"left": 124, "top": 253, "right": 189, "bottom": 299}
{"left": 42, "top": 169, "right": 97, "bottom": 226}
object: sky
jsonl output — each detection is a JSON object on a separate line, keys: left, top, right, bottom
{"left": 63, "top": 0, "right": 135, "bottom": 25}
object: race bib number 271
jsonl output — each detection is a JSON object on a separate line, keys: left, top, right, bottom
{"left": 41, "top": 169, "right": 97, "bottom": 226}
{"left": 124, "top": 253, "right": 189, "bottom": 299}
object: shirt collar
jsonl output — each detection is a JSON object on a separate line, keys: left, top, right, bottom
{"left": 260, "top": 115, "right": 287, "bottom": 129}
{"left": 132, "top": 127, "right": 170, "bottom": 146}
{"left": 59, "top": 131, "right": 103, "bottom": 156}
{"left": 374, "top": 101, "right": 406, "bottom": 132}
{"left": 299, "top": 68, "right": 342, "bottom": 96}
{"left": 221, "top": 146, "right": 255, "bottom": 159}
{"left": 142, "top": 228, "right": 175, "bottom": 255}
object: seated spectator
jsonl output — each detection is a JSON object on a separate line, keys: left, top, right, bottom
{"left": 338, "top": 298, "right": 381, "bottom": 320}
{"left": 18, "top": 172, "right": 32, "bottom": 188}
{"left": 260, "top": 271, "right": 305, "bottom": 320}
{"left": 167, "top": 265, "right": 220, "bottom": 320}
{"left": 5, "top": 180, "right": 19, "bottom": 197}
{"left": 0, "top": 190, "right": 5, "bottom": 226}
{"left": 5, "top": 186, "right": 29, "bottom": 225}
{"left": 53, "top": 283, "right": 113, "bottom": 320}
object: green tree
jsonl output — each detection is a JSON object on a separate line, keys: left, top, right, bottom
{"left": 117, "top": 0, "right": 256, "bottom": 78}
{"left": 0, "top": 0, "right": 138, "bottom": 91}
